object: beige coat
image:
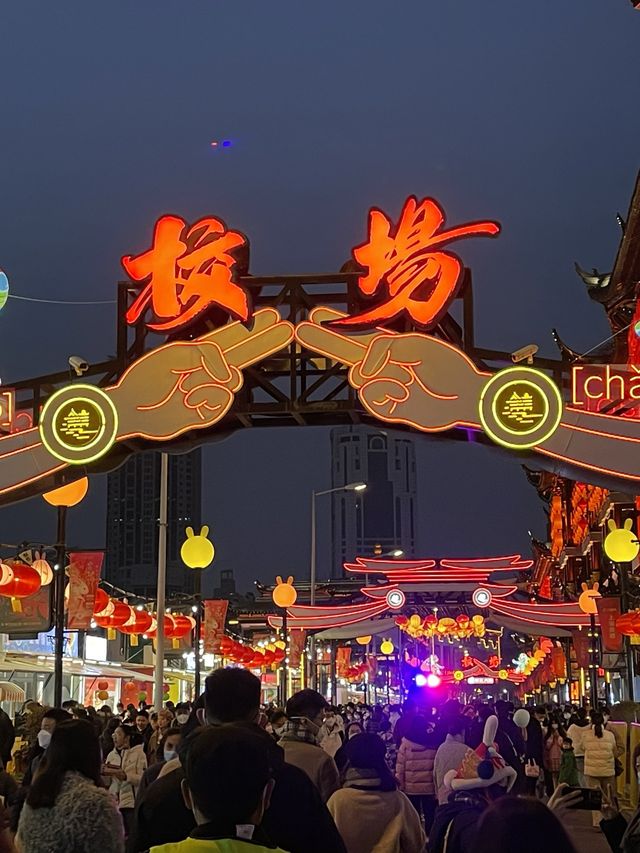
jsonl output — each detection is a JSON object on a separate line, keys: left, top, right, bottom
{"left": 106, "top": 743, "right": 147, "bottom": 810}
{"left": 280, "top": 738, "right": 340, "bottom": 802}
{"left": 328, "top": 786, "right": 425, "bottom": 853}
{"left": 583, "top": 727, "right": 617, "bottom": 779}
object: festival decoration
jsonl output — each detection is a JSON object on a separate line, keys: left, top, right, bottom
{"left": 180, "top": 526, "right": 215, "bottom": 569}
{"left": 93, "top": 599, "right": 133, "bottom": 639}
{"left": 603, "top": 519, "right": 640, "bottom": 563}
{"left": 123, "top": 214, "right": 251, "bottom": 332}
{"left": 615, "top": 609, "right": 640, "bottom": 636}
{"left": 272, "top": 576, "right": 297, "bottom": 608}
{"left": 31, "top": 553, "right": 53, "bottom": 586}
{"left": 513, "top": 708, "right": 530, "bottom": 729}
{"left": 578, "top": 582, "right": 601, "bottom": 615}
{"left": 326, "top": 196, "right": 500, "bottom": 331}
{"left": 356, "top": 635, "right": 372, "bottom": 646}
{"left": 0, "top": 271, "right": 9, "bottom": 312}
{"left": 43, "top": 477, "right": 89, "bottom": 508}
{"left": 0, "top": 562, "right": 41, "bottom": 612}
{"left": 396, "top": 612, "right": 486, "bottom": 641}
{"left": 119, "top": 609, "right": 154, "bottom": 646}
{"left": 380, "top": 639, "right": 394, "bottom": 655}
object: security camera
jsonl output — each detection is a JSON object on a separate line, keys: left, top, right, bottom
{"left": 68, "top": 356, "right": 89, "bottom": 377}
{"left": 511, "top": 344, "right": 539, "bottom": 365}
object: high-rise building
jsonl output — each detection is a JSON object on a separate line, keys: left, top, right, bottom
{"left": 330, "top": 427, "right": 417, "bottom": 577}
{"left": 105, "top": 449, "right": 202, "bottom": 598}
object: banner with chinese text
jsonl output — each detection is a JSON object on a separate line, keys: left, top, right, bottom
{"left": 203, "top": 600, "right": 228, "bottom": 653}
{"left": 596, "top": 596, "right": 623, "bottom": 653}
{"left": 67, "top": 551, "right": 104, "bottom": 630}
{"left": 572, "top": 630, "right": 590, "bottom": 670}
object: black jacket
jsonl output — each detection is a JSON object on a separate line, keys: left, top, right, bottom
{"left": 427, "top": 792, "right": 486, "bottom": 853}
{"left": 127, "top": 729, "right": 347, "bottom": 853}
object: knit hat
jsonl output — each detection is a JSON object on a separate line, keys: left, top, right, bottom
{"left": 444, "top": 715, "right": 517, "bottom": 792}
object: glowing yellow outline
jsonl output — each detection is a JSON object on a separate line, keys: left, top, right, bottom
{"left": 491, "top": 379, "right": 549, "bottom": 437}
{"left": 479, "top": 367, "right": 562, "bottom": 450}
{"left": 40, "top": 384, "right": 118, "bottom": 465}
{"left": 52, "top": 396, "right": 107, "bottom": 452}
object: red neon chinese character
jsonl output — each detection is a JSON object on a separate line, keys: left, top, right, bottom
{"left": 123, "top": 215, "right": 250, "bottom": 332}
{"left": 329, "top": 197, "right": 500, "bottom": 330}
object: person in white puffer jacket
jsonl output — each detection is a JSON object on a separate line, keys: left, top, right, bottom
{"left": 104, "top": 723, "right": 147, "bottom": 837}
{"left": 583, "top": 711, "right": 617, "bottom": 828}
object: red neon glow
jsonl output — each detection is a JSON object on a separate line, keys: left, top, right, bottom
{"left": 426, "top": 673, "right": 441, "bottom": 688}
{"left": 328, "top": 197, "right": 499, "bottom": 330}
{"left": 123, "top": 215, "right": 250, "bottom": 332}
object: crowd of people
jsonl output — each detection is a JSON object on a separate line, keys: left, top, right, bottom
{"left": 0, "top": 679, "right": 638, "bottom": 852}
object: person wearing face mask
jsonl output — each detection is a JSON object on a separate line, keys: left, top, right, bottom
{"left": 267, "top": 709, "right": 287, "bottom": 741}
{"left": 104, "top": 723, "right": 148, "bottom": 836}
{"left": 543, "top": 717, "right": 566, "bottom": 792}
{"left": 136, "top": 728, "right": 183, "bottom": 803}
{"left": 135, "top": 710, "right": 152, "bottom": 749}
{"left": 174, "top": 704, "right": 191, "bottom": 728}
{"left": 279, "top": 690, "right": 340, "bottom": 803}
{"left": 318, "top": 708, "right": 344, "bottom": 759}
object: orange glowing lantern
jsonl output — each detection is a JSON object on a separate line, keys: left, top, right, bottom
{"left": 93, "top": 588, "right": 113, "bottom": 617}
{"left": 43, "top": 477, "right": 89, "bottom": 508}
{"left": 272, "top": 575, "right": 297, "bottom": 608}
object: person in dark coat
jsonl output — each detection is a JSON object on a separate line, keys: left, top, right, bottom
{"left": 523, "top": 707, "right": 545, "bottom": 796}
{"left": 127, "top": 669, "right": 346, "bottom": 853}
{"left": 0, "top": 709, "right": 14, "bottom": 768}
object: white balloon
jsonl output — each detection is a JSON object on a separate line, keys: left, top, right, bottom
{"left": 513, "top": 708, "right": 530, "bottom": 728}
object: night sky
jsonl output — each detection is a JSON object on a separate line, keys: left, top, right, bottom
{"left": 0, "top": 1, "right": 638, "bottom": 593}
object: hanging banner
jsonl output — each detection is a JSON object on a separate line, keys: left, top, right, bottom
{"left": 551, "top": 646, "right": 567, "bottom": 679}
{"left": 203, "top": 600, "right": 228, "bottom": 653}
{"left": 572, "top": 630, "right": 590, "bottom": 670}
{"left": 336, "top": 646, "right": 351, "bottom": 677}
{"left": 67, "top": 551, "right": 104, "bottom": 630}
{"left": 288, "top": 629, "right": 306, "bottom": 668}
{"left": 367, "top": 654, "right": 378, "bottom": 678}
{"left": 596, "top": 596, "right": 624, "bottom": 653}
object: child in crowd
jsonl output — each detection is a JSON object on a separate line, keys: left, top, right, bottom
{"left": 558, "top": 737, "right": 579, "bottom": 787}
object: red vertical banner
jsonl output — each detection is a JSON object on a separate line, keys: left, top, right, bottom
{"left": 336, "top": 646, "right": 351, "bottom": 677}
{"left": 550, "top": 646, "right": 567, "bottom": 679}
{"left": 67, "top": 551, "right": 103, "bottom": 630}
{"left": 367, "top": 654, "right": 378, "bottom": 678}
{"left": 596, "top": 596, "right": 623, "bottom": 653}
{"left": 572, "top": 630, "right": 590, "bottom": 669}
{"left": 288, "top": 629, "right": 306, "bottom": 667}
{"left": 203, "top": 600, "right": 228, "bottom": 653}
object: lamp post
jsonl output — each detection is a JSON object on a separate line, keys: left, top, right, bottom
{"left": 272, "top": 576, "right": 297, "bottom": 705}
{"left": 43, "top": 477, "right": 89, "bottom": 707}
{"left": 310, "top": 482, "right": 366, "bottom": 689}
{"left": 181, "top": 525, "right": 216, "bottom": 697}
{"left": 578, "top": 584, "right": 601, "bottom": 709}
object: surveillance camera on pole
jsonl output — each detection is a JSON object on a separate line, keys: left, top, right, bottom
{"left": 511, "top": 344, "right": 539, "bottom": 365}
{"left": 68, "top": 356, "right": 89, "bottom": 377}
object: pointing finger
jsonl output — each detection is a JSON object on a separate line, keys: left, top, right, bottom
{"left": 224, "top": 321, "right": 295, "bottom": 369}
{"left": 295, "top": 320, "right": 367, "bottom": 366}
{"left": 199, "top": 308, "right": 282, "bottom": 351}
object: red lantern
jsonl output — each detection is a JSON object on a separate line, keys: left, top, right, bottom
{"left": 97, "top": 680, "right": 109, "bottom": 691}
{"left": 124, "top": 681, "right": 136, "bottom": 690}
{"left": 0, "top": 563, "right": 41, "bottom": 611}
{"left": 94, "top": 600, "right": 133, "bottom": 639}
{"left": 120, "top": 609, "right": 154, "bottom": 646}
{"left": 171, "top": 614, "right": 196, "bottom": 639}
{"left": 93, "top": 588, "right": 112, "bottom": 616}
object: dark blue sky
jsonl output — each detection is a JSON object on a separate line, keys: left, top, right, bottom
{"left": 0, "top": 1, "right": 638, "bottom": 591}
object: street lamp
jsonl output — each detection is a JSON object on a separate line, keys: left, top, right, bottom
{"left": 309, "top": 482, "right": 366, "bottom": 688}
{"left": 42, "top": 477, "right": 89, "bottom": 707}
{"left": 272, "top": 576, "right": 297, "bottom": 705}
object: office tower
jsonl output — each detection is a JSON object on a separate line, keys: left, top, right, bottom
{"left": 330, "top": 427, "right": 417, "bottom": 578}
{"left": 105, "top": 449, "right": 202, "bottom": 598}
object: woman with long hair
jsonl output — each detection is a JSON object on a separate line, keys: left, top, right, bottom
{"left": 583, "top": 710, "right": 617, "bottom": 828}
{"left": 104, "top": 723, "right": 147, "bottom": 836}
{"left": 16, "top": 718, "right": 123, "bottom": 853}
{"left": 327, "top": 733, "right": 425, "bottom": 853}
{"left": 474, "top": 796, "right": 577, "bottom": 853}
